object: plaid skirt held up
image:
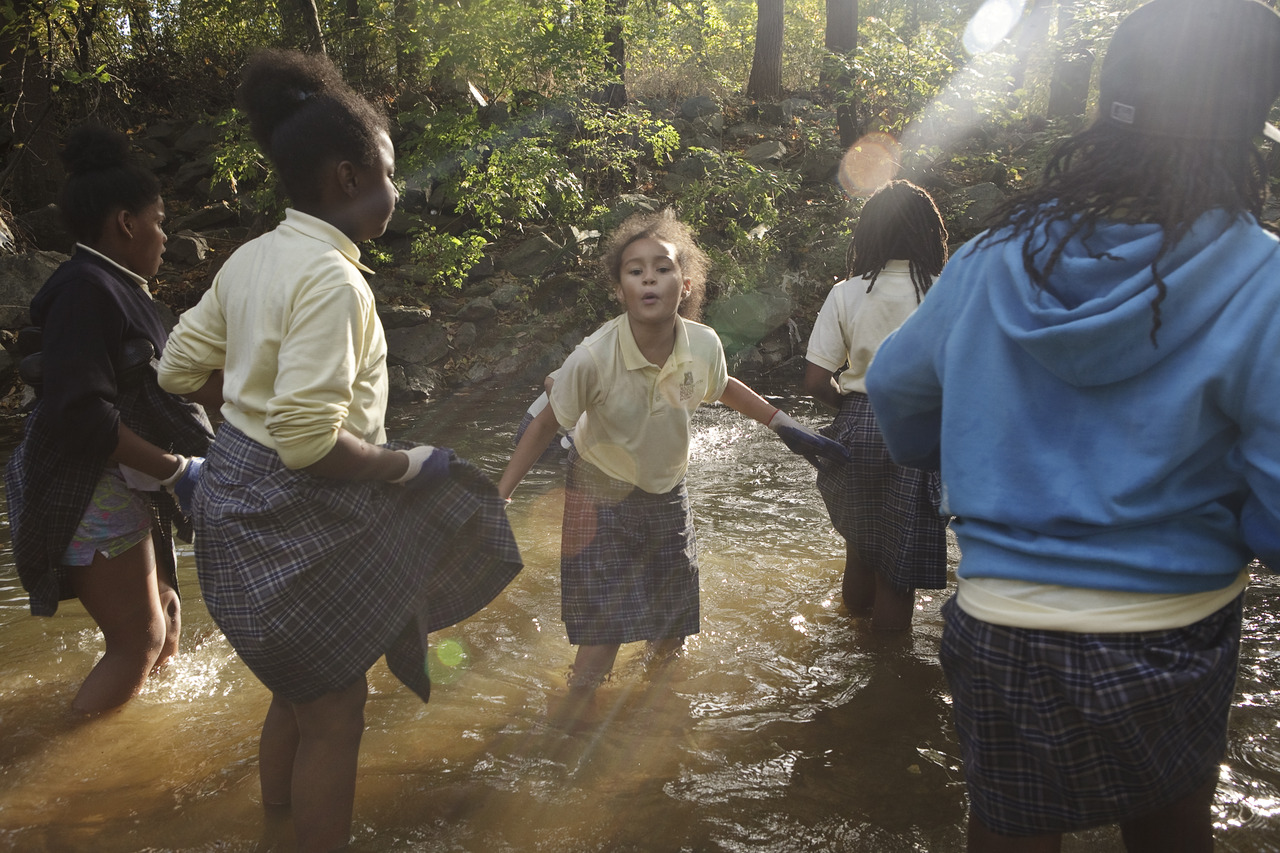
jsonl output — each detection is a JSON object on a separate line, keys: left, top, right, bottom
{"left": 817, "top": 392, "right": 948, "bottom": 591}
{"left": 195, "top": 423, "right": 523, "bottom": 705}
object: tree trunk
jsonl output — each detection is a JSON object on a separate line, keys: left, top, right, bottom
{"left": 395, "top": 0, "right": 421, "bottom": 81}
{"left": 746, "top": 0, "right": 784, "bottom": 99}
{"left": 278, "top": 0, "right": 326, "bottom": 53}
{"left": 600, "top": 0, "right": 628, "bottom": 108}
{"left": 824, "top": 0, "right": 858, "bottom": 147}
{"left": 0, "top": 0, "right": 61, "bottom": 211}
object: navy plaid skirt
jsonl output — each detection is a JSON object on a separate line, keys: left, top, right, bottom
{"left": 194, "top": 423, "right": 522, "bottom": 704}
{"left": 941, "top": 594, "right": 1243, "bottom": 836}
{"left": 816, "top": 392, "right": 948, "bottom": 591}
{"left": 560, "top": 449, "right": 699, "bottom": 645}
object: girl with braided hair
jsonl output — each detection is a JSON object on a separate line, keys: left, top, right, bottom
{"left": 866, "top": 0, "right": 1280, "bottom": 849}
{"left": 803, "top": 179, "right": 950, "bottom": 631}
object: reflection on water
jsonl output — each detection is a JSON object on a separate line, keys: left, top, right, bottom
{"left": 0, "top": 384, "right": 1278, "bottom": 852}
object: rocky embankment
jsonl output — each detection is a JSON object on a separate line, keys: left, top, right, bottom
{"left": 0, "top": 95, "right": 1088, "bottom": 415}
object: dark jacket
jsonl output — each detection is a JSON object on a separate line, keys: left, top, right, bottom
{"left": 4, "top": 250, "right": 213, "bottom": 615}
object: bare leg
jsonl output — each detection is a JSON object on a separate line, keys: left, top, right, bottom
{"left": 841, "top": 541, "right": 875, "bottom": 613}
{"left": 260, "top": 692, "right": 301, "bottom": 807}
{"left": 289, "top": 676, "right": 368, "bottom": 853}
{"left": 68, "top": 537, "right": 167, "bottom": 714}
{"left": 870, "top": 574, "right": 915, "bottom": 632}
{"left": 154, "top": 572, "right": 181, "bottom": 671}
{"left": 1118, "top": 778, "right": 1216, "bottom": 853}
{"left": 967, "top": 813, "right": 1063, "bottom": 853}
{"left": 567, "top": 644, "right": 619, "bottom": 689}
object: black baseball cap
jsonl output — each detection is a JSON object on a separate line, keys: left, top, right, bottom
{"left": 1098, "top": 0, "right": 1280, "bottom": 143}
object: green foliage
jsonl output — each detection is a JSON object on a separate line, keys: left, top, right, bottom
{"left": 668, "top": 147, "right": 797, "bottom": 296}
{"left": 567, "top": 103, "right": 680, "bottom": 195}
{"left": 407, "top": 227, "right": 489, "bottom": 292}
{"left": 209, "top": 108, "right": 283, "bottom": 223}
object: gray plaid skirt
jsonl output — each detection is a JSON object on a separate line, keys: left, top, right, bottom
{"left": 560, "top": 449, "right": 699, "bottom": 645}
{"left": 817, "top": 392, "right": 948, "bottom": 591}
{"left": 941, "top": 594, "right": 1243, "bottom": 836}
{"left": 194, "top": 423, "right": 522, "bottom": 705}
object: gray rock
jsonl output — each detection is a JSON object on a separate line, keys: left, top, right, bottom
{"left": 760, "top": 102, "right": 794, "bottom": 125}
{"left": 490, "top": 282, "right": 524, "bottom": 308}
{"left": 165, "top": 231, "right": 208, "bottom": 265}
{"left": 387, "top": 363, "right": 440, "bottom": 402}
{"left": 680, "top": 95, "right": 719, "bottom": 120}
{"left": 385, "top": 323, "right": 450, "bottom": 366}
{"left": 0, "top": 251, "right": 66, "bottom": 328}
{"left": 727, "top": 123, "right": 770, "bottom": 140}
{"left": 452, "top": 321, "right": 477, "bottom": 351}
{"left": 744, "top": 140, "right": 787, "bottom": 165}
{"left": 17, "top": 205, "right": 72, "bottom": 253}
{"left": 377, "top": 305, "right": 432, "bottom": 329}
{"left": 174, "top": 157, "right": 214, "bottom": 191}
{"left": 495, "top": 232, "right": 563, "bottom": 278}
{"left": 172, "top": 203, "right": 238, "bottom": 233}
{"left": 174, "top": 123, "right": 217, "bottom": 154}
{"left": 458, "top": 296, "right": 497, "bottom": 322}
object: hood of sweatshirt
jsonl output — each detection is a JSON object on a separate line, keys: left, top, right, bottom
{"left": 986, "top": 209, "right": 1278, "bottom": 387}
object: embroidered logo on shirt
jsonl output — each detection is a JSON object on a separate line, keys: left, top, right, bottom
{"left": 678, "top": 371, "right": 696, "bottom": 402}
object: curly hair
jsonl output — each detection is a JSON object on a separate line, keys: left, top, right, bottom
{"left": 57, "top": 125, "right": 161, "bottom": 243}
{"left": 600, "top": 208, "right": 710, "bottom": 321}
{"left": 981, "top": 121, "right": 1269, "bottom": 345}
{"left": 847, "top": 180, "right": 948, "bottom": 302}
{"left": 236, "top": 49, "right": 390, "bottom": 208}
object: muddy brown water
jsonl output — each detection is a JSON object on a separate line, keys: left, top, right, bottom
{"left": 0, "top": 384, "right": 1277, "bottom": 852}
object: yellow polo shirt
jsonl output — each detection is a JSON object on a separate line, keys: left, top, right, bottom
{"left": 157, "top": 209, "right": 388, "bottom": 469}
{"left": 550, "top": 314, "right": 729, "bottom": 493}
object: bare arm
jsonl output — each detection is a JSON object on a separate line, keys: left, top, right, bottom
{"left": 718, "top": 376, "right": 780, "bottom": 424}
{"left": 803, "top": 361, "right": 844, "bottom": 411}
{"left": 497, "top": 405, "right": 561, "bottom": 501}
{"left": 302, "top": 429, "right": 411, "bottom": 482}
{"left": 181, "top": 369, "right": 225, "bottom": 410}
{"left": 110, "top": 424, "right": 186, "bottom": 480}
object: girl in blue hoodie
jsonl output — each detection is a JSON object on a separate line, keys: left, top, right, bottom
{"left": 866, "top": 1, "right": 1280, "bottom": 850}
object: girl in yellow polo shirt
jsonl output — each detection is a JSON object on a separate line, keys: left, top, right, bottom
{"left": 499, "top": 208, "right": 846, "bottom": 707}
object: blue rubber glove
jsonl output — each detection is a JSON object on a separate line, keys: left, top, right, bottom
{"left": 767, "top": 410, "right": 851, "bottom": 469}
{"left": 160, "top": 455, "right": 204, "bottom": 515}
{"left": 391, "top": 445, "right": 451, "bottom": 489}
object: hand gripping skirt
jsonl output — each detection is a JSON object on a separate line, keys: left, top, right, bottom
{"left": 941, "top": 594, "right": 1243, "bottom": 836}
{"left": 194, "top": 423, "right": 523, "bottom": 705}
{"left": 560, "top": 449, "right": 699, "bottom": 646}
{"left": 816, "top": 391, "right": 948, "bottom": 591}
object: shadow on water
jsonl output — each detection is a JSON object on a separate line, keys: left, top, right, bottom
{"left": 0, "top": 382, "right": 1277, "bottom": 852}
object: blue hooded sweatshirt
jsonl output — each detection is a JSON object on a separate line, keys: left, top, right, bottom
{"left": 866, "top": 210, "right": 1280, "bottom": 594}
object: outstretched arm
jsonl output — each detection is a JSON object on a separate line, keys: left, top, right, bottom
{"left": 720, "top": 376, "right": 849, "bottom": 467}
{"left": 498, "top": 404, "right": 561, "bottom": 501}
{"left": 718, "top": 377, "right": 777, "bottom": 424}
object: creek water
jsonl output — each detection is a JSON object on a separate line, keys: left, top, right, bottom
{"left": 0, "top": 382, "right": 1278, "bottom": 852}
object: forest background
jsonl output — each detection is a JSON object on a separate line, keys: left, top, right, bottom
{"left": 1, "top": 0, "right": 1278, "bottom": 395}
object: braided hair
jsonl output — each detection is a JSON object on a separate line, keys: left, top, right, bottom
{"left": 849, "top": 178, "right": 952, "bottom": 300}
{"left": 58, "top": 125, "right": 161, "bottom": 243}
{"left": 601, "top": 208, "right": 710, "bottom": 322}
{"left": 847, "top": 180, "right": 949, "bottom": 303}
{"left": 236, "top": 49, "right": 389, "bottom": 208}
{"left": 981, "top": 121, "right": 1269, "bottom": 345}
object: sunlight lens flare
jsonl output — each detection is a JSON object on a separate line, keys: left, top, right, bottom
{"left": 428, "top": 637, "right": 471, "bottom": 683}
{"left": 963, "top": 0, "right": 1028, "bottom": 56}
{"left": 838, "top": 133, "right": 902, "bottom": 197}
